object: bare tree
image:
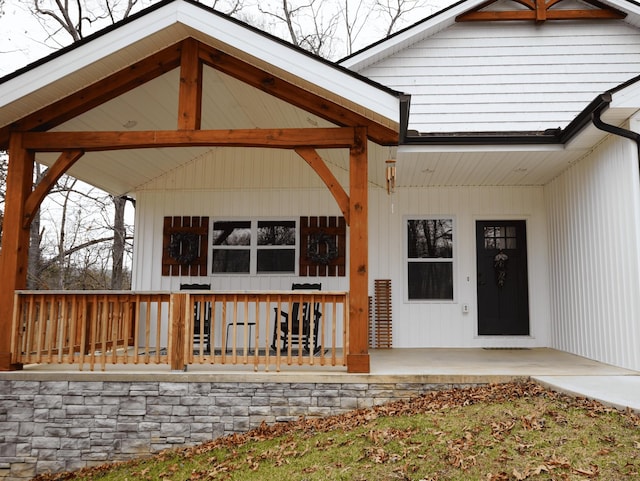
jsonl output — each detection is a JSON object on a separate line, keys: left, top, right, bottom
{"left": 341, "top": 0, "right": 377, "bottom": 56}
{"left": 257, "top": 0, "right": 340, "bottom": 57}
{"left": 375, "top": 0, "right": 430, "bottom": 37}
{"left": 255, "top": 0, "right": 437, "bottom": 59}
{"left": 25, "top": 0, "right": 143, "bottom": 42}
{"left": 110, "top": 194, "right": 127, "bottom": 289}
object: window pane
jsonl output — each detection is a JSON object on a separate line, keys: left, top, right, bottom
{"left": 257, "top": 249, "right": 295, "bottom": 273}
{"left": 484, "top": 224, "right": 517, "bottom": 250}
{"left": 257, "top": 221, "right": 296, "bottom": 246}
{"left": 407, "top": 219, "right": 453, "bottom": 259}
{"left": 212, "top": 249, "right": 250, "bottom": 273}
{"left": 212, "top": 221, "right": 251, "bottom": 246}
{"left": 408, "top": 262, "right": 453, "bottom": 300}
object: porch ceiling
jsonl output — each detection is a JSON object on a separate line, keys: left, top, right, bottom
{"left": 29, "top": 65, "right": 396, "bottom": 196}
{"left": 396, "top": 117, "right": 618, "bottom": 188}
{"left": 31, "top": 104, "right": 621, "bottom": 192}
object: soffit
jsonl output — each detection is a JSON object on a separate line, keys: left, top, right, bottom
{"left": 394, "top": 115, "right": 625, "bottom": 187}
{"left": 32, "top": 66, "right": 373, "bottom": 195}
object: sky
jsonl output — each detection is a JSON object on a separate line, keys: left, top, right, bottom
{"left": 0, "top": 0, "right": 457, "bottom": 77}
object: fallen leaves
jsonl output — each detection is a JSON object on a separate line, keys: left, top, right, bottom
{"left": 31, "top": 381, "right": 640, "bottom": 481}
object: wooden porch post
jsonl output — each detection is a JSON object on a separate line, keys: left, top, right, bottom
{"left": 0, "top": 133, "right": 34, "bottom": 370}
{"left": 347, "top": 127, "right": 370, "bottom": 373}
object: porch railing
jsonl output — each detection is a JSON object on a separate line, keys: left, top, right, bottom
{"left": 11, "top": 290, "right": 348, "bottom": 371}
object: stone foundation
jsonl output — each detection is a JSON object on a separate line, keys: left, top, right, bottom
{"left": 0, "top": 376, "right": 479, "bottom": 480}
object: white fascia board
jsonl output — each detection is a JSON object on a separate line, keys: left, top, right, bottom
{"left": 0, "top": 6, "right": 183, "bottom": 108}
{"left": 605, "top": 0, "right": 640, "bottom": 17}
{"left": 175, "top": 3, "right": 399, "bottom": 124}
{"left": 398, "top": 143, "right": 564, "bottom": 155}
{"left": 340, "top": 0, "right": 486, "bottom": 71}
{"left": 611, "top": 80, "right": 640, "bottom": 111}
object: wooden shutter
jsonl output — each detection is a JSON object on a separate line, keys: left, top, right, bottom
{"left": 162, "top": 216, "right": 209, "bottom": 276}
{"left": 299, "top": 216, "right": 346, "bottom": 277}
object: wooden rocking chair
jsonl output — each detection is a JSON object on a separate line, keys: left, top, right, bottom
{"left": 272, "top": 283, "right": 322, "bottom": 353}
{"left": 180, "top": 283, "right": 211, "bottom": 353}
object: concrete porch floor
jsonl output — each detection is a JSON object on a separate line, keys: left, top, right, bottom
{"left": 369, "top": 348, "right": 640, "bottom": 412}
{"left": 369, "top": 348, "right": 635, "bottom": 377}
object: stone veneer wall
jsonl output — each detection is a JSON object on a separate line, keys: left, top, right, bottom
{"left": 0, "top": 377, "right": 477, "bottom": 480}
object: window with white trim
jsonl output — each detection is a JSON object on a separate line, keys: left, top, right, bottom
{"left": 406, "top": 218, "right": 454, "bottom": 300}
{"left": 212, "top": 219, "right": 296, "bottom": 274}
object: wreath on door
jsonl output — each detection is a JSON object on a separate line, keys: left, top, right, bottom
{"left": 493, "top": 250, "right": 509, "bottom": 288}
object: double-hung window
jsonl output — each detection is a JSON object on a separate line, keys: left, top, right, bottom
{"left": 406, "top": 218, "right": 454, "bottom": 300}
{"left": 212, "top": 219, "right": 296, "bottom": 274}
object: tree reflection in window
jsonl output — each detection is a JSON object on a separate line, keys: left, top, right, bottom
{"left": 407, "top": 218, "right": 454, "bottom": 300}
{"left": 212, "top": 221, "right": 251, "bottom": 273}
{"left": 212, "top": 220, "right": 296, "bottom": 274}
{"left": 408, "top": 219, "right": 453, "bottom": 259}
{"left": 257, "top": 221, "right": 295, "bottom": 273}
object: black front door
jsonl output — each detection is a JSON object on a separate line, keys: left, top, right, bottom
{"left": 476, "top": 220, "right": 529, "bottom": 335}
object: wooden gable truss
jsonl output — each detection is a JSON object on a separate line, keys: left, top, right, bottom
{"left": 456, "top": 0, "right": 627, "bottom": 23}
{"left": 0, "top": 37, "right": 397, "bottom": 372}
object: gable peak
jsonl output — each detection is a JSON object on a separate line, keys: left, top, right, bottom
{"left": 456, "top": 0, "right": 626, "bottom": 23}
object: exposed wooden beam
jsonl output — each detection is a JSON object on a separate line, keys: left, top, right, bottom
{"left": 346, "top": 126, "right": 369, "bottom": 373}
{"left": 178, "top": 38, "right": 203, "bottom": 131}
{"left": 23, "top": 150, "right": 85, "bottom": 229}
{"left": 456, "top": 0, "right": 626, "bottom": 22}
{"left": 0, "top": 44, "right": 183, "bottom": 149}
{"left": 295, "top": 148, "right": 350, "bottom": 224}
{"left": 21, "top": 128, "right": 358, "bottom": 151}
{"left": 197, "top": 42, "right": 398, "bottom": 145}
{"left": 536, "top": 0, "right": 546, "bottom": 21}
{"left": 458, "top": 8, "right": 625, "bottom": 21}
{"left": 0, "top": 134, "right": 34, "bottom": 370}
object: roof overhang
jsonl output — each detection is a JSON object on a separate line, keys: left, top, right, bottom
{"left": 0, "top": 0, "right": 401, "bottom": 144}
{"left": 393, "top": 76, "right": 640, "bottom": 187}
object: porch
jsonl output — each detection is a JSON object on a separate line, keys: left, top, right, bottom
{"left": 12, "top": 289, "right": 638, "bottom": 379}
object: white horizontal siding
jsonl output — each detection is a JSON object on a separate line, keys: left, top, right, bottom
{"left": 546, "top": 132, "right": 640, "bottom": 372}
{"left": 368, "top": 184, "right": 550, "bottom": 349}
{"left": 357, "top": 20, "right": 640, "bottom": 132}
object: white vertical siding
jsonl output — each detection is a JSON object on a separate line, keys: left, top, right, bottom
{"left": 357, "top": 18, "right": 640, "bottom": 132}
{"left": 132, "top": 148, "right": 551, "bottom": 349}
{"left": 546, "top": 132, "right": 640, "bottom": 372}
{"left": 132, "top": 147, "right": 349, "bottom": 293}
{"left": 368, "top": 184, "right": 550, "bottom": 348}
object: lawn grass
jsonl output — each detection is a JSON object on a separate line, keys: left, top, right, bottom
{"left": 33, "top": 381, "right": 639, "bottom": 481}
